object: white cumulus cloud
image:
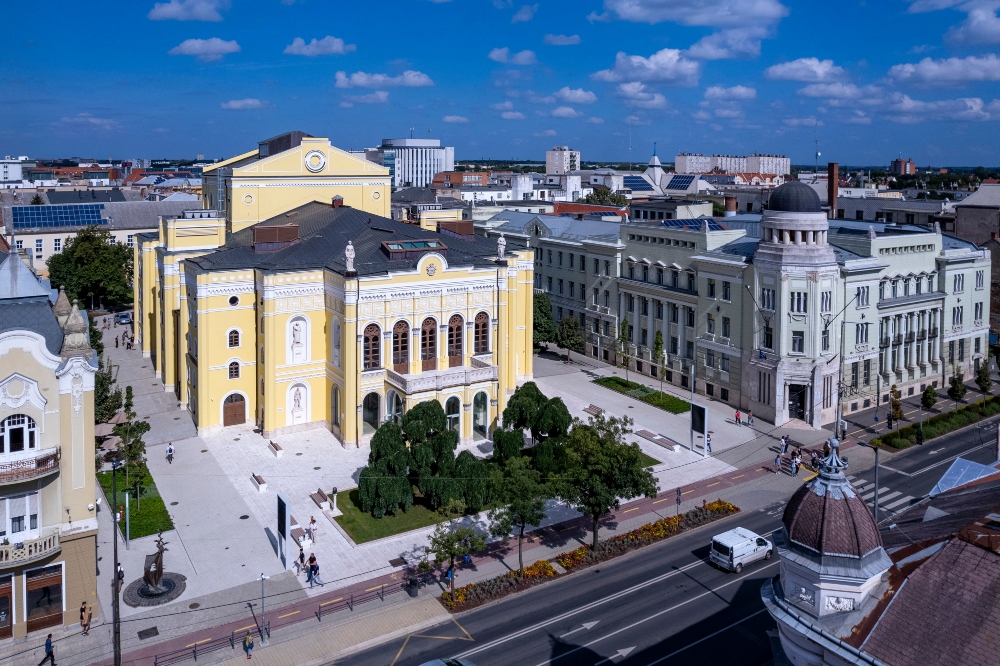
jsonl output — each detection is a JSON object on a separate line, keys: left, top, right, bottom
{"left": 168, "top": 37, "right": 240, "bottom": 61}
{"left": 783, "top": 116, "right": 823, "bottom": 127}
{"left": 339, "top": 90, "right": 390, "bottom": 107}
{"left": 888, "top": 54, "right": 1000, "bottom": 84}
{"left": 54, "top": 112, "right": 120, "bottom": 130}
{"left": 443, "top": 115, "right": 469, "bottom": 123}
{"left": 765, "top": 57, "right": 846, "bottom": 82}
{"left": 908, "top": 0, "right": 1000, "bottom": 45}
{"left": 148, "top": 0, "right": 227, "bottom": 21}
{"left": 551, "top": 106, "right": 581, "bottom": 117}
{"left": 593, "top": 48, "right": 700, "bottom": 86}
{"left": 544, "top": 34, "right": 581, "bottom": 45}
{"left": 491, "top": 100, "right": 515, "bottom": 110}
{"left": 554, "top": 86, "right": 597, "bottom": 103}
{"left": 488, "top": 47, "right": 537, "bottom": 65}
{"left": 587, "top": 116, "right": 604, "bottom": 124}
{"left": 512, "top": 4, "right": 538, "bottom": 22}
{"left": 704, "top": 85, "right": 756, "bottom": 100}
{"left": 284, "top": 36, "right": 356, "bottom": 56}
{"left": 501, "top": 111, "right": 526, "bottom": 119}
{"left": 220, "top": 98, "right": 263, "bottom": 109}
{"left": 885, "top": 92, "right": 1000, "bottom": 122}
{"left": 535, "top": 129, "right": 557, "bottom": 136}
{"left": 335, "top": 70, "right": 434, "bottom": 88}
{"left": 616, "top": 81, "right": 667, "bottom": 108}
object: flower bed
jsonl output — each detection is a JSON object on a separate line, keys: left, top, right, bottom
{"left": 440, "top": 560, "right": 558, "bottom": 611}
{"left": 870, "top": 393, "right": 1000, "bottom": 450}
{"left": 556, "top": 499, "right": 739, "bottom": 571}
{"left": 593, "top": 377, "right": 690, "bottom": 414}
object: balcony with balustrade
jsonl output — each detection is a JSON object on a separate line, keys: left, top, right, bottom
{"left": 0, "top": 528, "right": 60, "bottom": 570}
{"left": 385, "top": 354, "right": 498, "bottom": 395}
{"left": 0, "top": 450, "right": 59, "bottom": 487}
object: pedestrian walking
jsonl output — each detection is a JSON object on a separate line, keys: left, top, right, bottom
{"left": 735, "top": 409, "right": 741, "bottom": 426}
{"left": 117, "top": 564, "right": 125, "bottom": 592}
{"left": 774, "top": 454, "right": 783, "bottom": 475}
{"left": 296, "top": 547, "right": 306, "bottom": 575}
{"left": 166, "top": 444, "right": 174, "bottom": 464}
{"left": 309, "top": 561, "right": 325, "bottom": 587}
{"left": 747, "top": 410, "right": 754, "bottom": 427}
{"left": 243, "top": 630, "right": 254, "bottom": 659}
{"left": 792, "top": 454, "right": 800, "bottom": 476}
{"left": 780, "top": 436, "right": 788, "bottom": 455}
{"left": 308, "top": 516, "right": 318, "bottom": 543}
{"left": 80, "top": 601, "right": 90, "bottom": 635}
{"left": 810, "top": 450, "right": 819, "bottom": 469}
{"left": 37, "top": 633, "right": 55, "bottom": 665}
{"left": 115, "top": 337, "right": 119, "bottom": 349}
{"left": 306, "top": 553, "right": 316, "bottom": 584}
{"left": 705, "top": 433, "right": 712, "bottom": 453}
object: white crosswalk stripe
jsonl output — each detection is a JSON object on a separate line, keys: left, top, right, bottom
{"left": 882, "top": 495, "right": 915, "bottom": 511}
{"left": 849, "top": 477, "right": 916, "bottom": 516}
{"left": 860, "top": 487, "right": 891, "bottom": 501}
{"left": 868, "top": 491, "right": 901, "bottom": 506}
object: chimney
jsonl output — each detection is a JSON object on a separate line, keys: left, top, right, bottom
{"left": 827, "top": 162, "right": 839, "bottom": 219}
{"left": 992, "top": 232, "right": 998, "bottom": 241}
{"left": 724, "top": 195, "right": 737, "bottom": 217}
{"left": 332, "top": 195, "right": 344, "bottom": 208}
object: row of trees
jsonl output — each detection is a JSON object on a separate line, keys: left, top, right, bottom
{"left": 47, "top": 226, "right": 133, "bottom": 309}
{"left": 359, "top": 382, "right": 657, "bottom": 589}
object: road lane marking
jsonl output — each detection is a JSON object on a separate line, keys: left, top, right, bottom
{"left": 623, "top": 507, "right": 638, "bottom": 513}
{"left": 236, "top": 624, "right": 257, "bottom": 632}
{"left": 730, "top": 475, "right": 744, "bottom": 480}
{"left": 653, "top": 498, "right": 670, "bottom": 504}
{"left": 184, "top": 638, "right": 212, "bottom": 648}
{"left": 595, "top": 647, "right": 635, "bottom": 664}
{"left": 681, "top": 490, "right": 694, "bottom": 495}
{"left": 365, "top": 585, "right": 384, "bottom": 592}
{"left": 559, "top": 621, "right": 599, "bottom": 638}
{"left": 860, "top": 487, "right": 891, "bottom": 501}
{"left": 319, "top": 597, "right": 344, "bottom": 607}
{"left": 277, "top": 610, "right": 299, "bottom": 619}
{"left": 706, "top": 482, "right": 720, "bottom": 487}
{"left": 527, "top": 562, "right": 781, "bottom": 666}
{"left": 881, "top": 495, "right": 914, "bottom": 510}
{"left": 641, "top": 609, "right": 768, "bottom": 665}
{"left": 869, "top": 491, "right": 902, "bottom": 505}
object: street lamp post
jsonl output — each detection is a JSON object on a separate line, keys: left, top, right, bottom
{"left": 111, "top": 460, "right": 122, "bottom": 666}
{"left": 259, "top": 573, "right": 269, "bottom": 645}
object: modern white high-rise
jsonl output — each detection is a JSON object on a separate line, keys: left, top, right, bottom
{"left": 367, "top": 138, "right": 455, "bottom": 188}
{"left": 675, "top": 153, "right": 712, "bottom": 173}
{"left": 747, "top": 154, "right": 791, "bottom": 176}
{"left": 0, "top": 158, "right": 23, "bottom": 186}
{"left": 546, "top": 146, "right": 580, "bottom": 175}
{"left": 675, "top": 152, "right": 789, "bottom": 176}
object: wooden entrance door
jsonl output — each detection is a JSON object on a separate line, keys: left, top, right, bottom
{"left": 223, "top": 394, "right": 246, "bottom": 426}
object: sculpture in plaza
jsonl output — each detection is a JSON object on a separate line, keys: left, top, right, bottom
{"left": 143, "top": 531, "right": 169, "bottom": 594}
{"left": 345, "top": 240, "right": 356, "bottom": 272}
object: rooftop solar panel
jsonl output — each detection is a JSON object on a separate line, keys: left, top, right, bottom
{"left": 665, "top": 174, "right": 695, "bottom": 191}
{"left": 623, "top": 175, "right": 654, "bottom": 192}
{"left": 11, "top": 204, "right": 107, "bottom": 229}
{"left": 662, "top": 218, "right": 726, "bottom": 231}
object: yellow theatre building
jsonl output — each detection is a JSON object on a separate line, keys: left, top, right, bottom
{"left": 135, "top": 132, "right": 534, "bottom": 446}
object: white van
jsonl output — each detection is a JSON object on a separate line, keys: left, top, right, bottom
{"left": 709, "top": 527, "right": 772, "bottom": 573}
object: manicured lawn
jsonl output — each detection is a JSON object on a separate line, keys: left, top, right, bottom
{"left": 334, "top": 488, "right": 454, "bottom": 544}
{"left": 637, "top": 451, "right": 660, "bottom": 468}
{"left": 97, "top": 471, "right": 174, "bottom": 539}
{"left": 593, "top": 376, "right": 690, "bottom": 414}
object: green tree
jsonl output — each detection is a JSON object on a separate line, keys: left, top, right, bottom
{"left": 653, "top": 331, "right": 664, "bottom": 394}
{"left": 358, "top": 422, "right": 414, "bottom": 518}
{"left": 454, "top": 450, "right": 491, "bottom": 513}
{"left": 428, "top": 523, "right": 487, "bottom": 594}
{"left": 559, "top": 414, "right": 657, "bottom": 549}
{"left": 488, "top": 456, "right": 548, "bottom": 578}
{"left": 47, "top": 225, "right": 133, "bottom": 309}
{"left": 711, "top": 201, "right": 726, "bottom": 217}
{"left": 921, "top": 384, "right": 938, "bottom": 411}
{"left": 404, "top": 401, "right": 460, "bottom": 510}
{"left": 503, "top": 382, "right": 548, "bottom": 443}
{"left": 114, "top": 397, "right": 151, "bottom": 509}
{"left": 30, "top": 194, "right": 44, "bottom": 205}
{"left": 491, "top": 427, "right": 524, "bottom": 464}
{"left": 94, "top": 358, "right": 122, "bottom": 424}
{"left": 582, "top": 188, "right": 628, "bottom": 207}
{"left": 533, "top": 292, "right": 557, "bottom": 347}
{"left": 976, "top": 357, "right": 992, "bottom": 394}
{"left": 617, "top": 319, "right": 631, "bottom": 383}
{"left": 890, "top": 384, "right": 904, "bottom": 422}
{"left": 948, "top": 370, "right": 967, "bottom": 406}
{"left": 556, "top": 315, "right": 584, "bottom": 363}
{"left": 89, "top": 322, "right": 104, "bottom": 358}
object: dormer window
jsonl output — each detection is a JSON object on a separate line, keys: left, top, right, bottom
{"left": 381, "top": 239, "right": 447, "bottom": 260}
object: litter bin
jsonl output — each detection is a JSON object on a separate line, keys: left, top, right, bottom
{"left": 407, "top": 576, "right": 419, "bottom": 598}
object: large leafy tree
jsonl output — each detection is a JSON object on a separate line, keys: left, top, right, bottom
{"left": 428, "top": 523, "right": 487, "bottom": 594}
{"left": 582, "top": 188, "right": 628, "bottom": 207}
{"left": 405, "top": 401, "right": 459, "bottom": 509}
{"left": 490, "top": 427, "right": 524, "bottom": 465}
{"left": 358, "top": 422, "right": 414, "bottom": 518}
{"left": 454, "top": 450, "right": 491, "bottom": 513}
{"left": 94, "top": 358, "right": 122, "bottom": 424}
{"left": 48, "top": 225, "right": 133, "bottom": 309}
{"left": 489, "top": 456, "right": 548, "bottom": 578}
{"left": 556, "top": 315, "right": 585, "bottom": 363}
{"left": 559, "top": 414, "right": 657, "bottom": 549}
{"left": 533, "top": 292, "right": 557, "bottom": 347}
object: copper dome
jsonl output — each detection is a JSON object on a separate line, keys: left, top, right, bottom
{"left": 782, "top": 472, "right": 883, "bottom": 559}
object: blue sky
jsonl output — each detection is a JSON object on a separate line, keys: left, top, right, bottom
{"left": 4, "top": 0, "right": 1000, "bottom": 165}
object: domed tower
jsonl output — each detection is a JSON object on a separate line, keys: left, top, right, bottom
{"left": 756, "top": 181, "right": 836, "bottom": 266}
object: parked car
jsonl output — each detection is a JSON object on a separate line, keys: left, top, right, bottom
{"left": 115, "top": 312, "right": 132, "bottom": 325}
{"left": 709, "top": 527, "right": 772, "bottom": 573}
{"left": 419, "top": 660, "right": 476, "bottom": 666}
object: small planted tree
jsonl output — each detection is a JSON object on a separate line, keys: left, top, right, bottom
{"left": 653, "top": 331, "right": 664, "bottom": 394}
{"left": 94, "top": 358, "right": 122, "bottom": 424}
{"left": 488, "top": 456, "right": 548, "bottom": 578}
{"left": 30, "top": 194, "right": 44, "bottom": 205}
{"left": 428, "top": 523, "right": 487, "bottom": 594}
{"left": 556, "top": 315, "right": 585, "bottom": 363}
{"left": 617, "top": 319, "right": 631, "bottom": 383}
{"left": 890, "top": 384, "right": 904, "bottom": 424}
{"left": 976, "top": 357, "right": 992, "bottom": 395}
{"left": 921, "top": 384, "right": 938, "bottom": 411}
{"left": 532, "top": 292, "right": 558, "bottom": 349}
{"left": 948, "top": 370, "right": 967, "bottom": 407}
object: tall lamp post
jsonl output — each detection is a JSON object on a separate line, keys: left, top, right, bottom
{"left": 111, "top": 459, "right": 123, "bottom": 666}
{"left": 259, "top": 574, "right": 269, "bottom": 645}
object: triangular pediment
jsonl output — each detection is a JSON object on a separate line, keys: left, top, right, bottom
{"left": 233, "top": 138, "right": 388, "bottom": 178}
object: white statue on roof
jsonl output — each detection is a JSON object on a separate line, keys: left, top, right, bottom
{"left": 497, "top": 234, "right": 506, "bottom": 261}
{"left": 345, "top": 240, "right": 355, "bottom": 272}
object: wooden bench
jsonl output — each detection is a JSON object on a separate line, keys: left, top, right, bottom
{"left": 637, "top": 430, "right": 680, "bottom": 453}
{"left": 584, "top": 404, "right": 605, "bottom": 416}
{"left": 251, "top": 474, "right": 266, "bottom": 492}
{"left": 310, "top": 488, "right": 330, "bottom": 511}
{"left": 268, "top": 441, "right": 283, "bottom": 458}
{"left": 291, "top": 527, "right": 307, "bottom": 544}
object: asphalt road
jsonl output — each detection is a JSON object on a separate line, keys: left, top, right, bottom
{"left": 847, "top": 412, "right": 1000, "bottom": 523}
{"left": 341, "top": 506, "right": 786, "bottom": 666}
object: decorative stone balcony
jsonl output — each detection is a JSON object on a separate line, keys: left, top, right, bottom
{"left": 386, "top": 357, "right": 498, "bottom": 394}
{"left": 0, "top": 529, "right": 60, "bottom": 570}
{"left": 0, "top": 450, "right": 59, "bottom": 486}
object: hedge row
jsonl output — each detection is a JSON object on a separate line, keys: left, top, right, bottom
{"left": 871, "top": 392, "right": 1000, "bottom": 450}
{"left": 594, "top": 376, "right": 691, "bottom": 414}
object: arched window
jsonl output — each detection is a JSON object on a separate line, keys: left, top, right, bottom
{"left": 445, "top": 396, "right": 460, "bottom": 433}
{"left": 0, "top": 414, "right": 37, "bottom": 453}
{"left": 228, "top": 362, "right": 240, "bottom": 379}
{"left": 421, "top": 318, "right": 437, "bottom": 372}
{"left": 387, "top": 390, "right": 404, "bottom": 424}
{"left": 331, "top": 386, "right": 340, "bottom": 428}
{"left": 473, "top": 392, "right": 488, "bottom": 439}
{"left": 362, "top": 393, "right": 380, "bottom": 434}
{"left": 392, "top": 320, "right": 409, "bottom": 373}
{"left": 363, "top": 324, "right": 381, "bottom": 370}
{"left": 447, "top": 315, "right": 463, "bottom": 367}
{"left": 474, "top": 312, "right": 490, "bottom": 354}
{"left": 228, "top": 330, "right": 240, "bottom": 348}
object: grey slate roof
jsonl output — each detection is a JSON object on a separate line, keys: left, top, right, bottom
{"left": 0, "top": 255, "right": 51, "bottom": 299}
{"left": 714, "top": 238, "right": 759, "bottom": 259}
{"left": 955, "top": 183, "right": 1000, "bottom": 208}
{"left": 488, "top": 211, "right": 622, "bottom": 241}
{"left": 46, "top": 188, "right": 127, "bottom": 204}
{"left": 189, "top": 202, "right": 505, "bottom": 277}
{"left": 0, "top": 255, "right": 63, "bottom": 355}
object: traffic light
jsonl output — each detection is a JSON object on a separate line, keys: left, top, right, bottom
{"left": 887, "top": 412, "right": 893, "bottom": 430}
{"left": 916, "top": 428, "right": 924, "bottom": 446}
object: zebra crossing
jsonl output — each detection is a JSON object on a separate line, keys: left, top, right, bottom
{"left": 847, "top": 475, "right": 917, "bottom": 515}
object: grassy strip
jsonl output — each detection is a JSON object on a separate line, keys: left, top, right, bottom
{"left": 97, "top": 471, "right": 174, "bottom": 539}
{"left": 871, "top": 392, "right": 999, "bottom": 450}
{"left": 593, "top": 376, "right": 690, "bottom": 414}
{"left": 439, "top": 499, "right": 739, "bottom": 612}
{"left": 334, "top": 488, "right": 445, "bottom": 544}
{"left": 637, "top": 451, "right": 661, "bottom": 468}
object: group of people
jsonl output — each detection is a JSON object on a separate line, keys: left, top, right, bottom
{"left": 297, "top": 547, "right": 326, "bottom": 587}
{"left": 773, "top": 435, "right": 814, "bottom": 476}
{"left": 734, "top": 409, "right": 754, "bottom": 427}
{"left": 114, "top": 330, "right": 134, "bottom": 350}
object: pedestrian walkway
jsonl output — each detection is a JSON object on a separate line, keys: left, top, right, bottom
{"left": 846, "top": 474, "right": 918, "bottom": 517}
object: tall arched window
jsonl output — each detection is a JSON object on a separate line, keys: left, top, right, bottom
{"left": 228, "top": 330, "right": 240, "bottom": 348}
{"left": 474, "top": 312, "right": 490, "bottom": 354}
{"left": 421, "top": 318, "right": 437, "bottom": 372}
{"left": 447, "top": 315, "right": 463, "bottom": 367}
{"left": 0, "top": 414, "right": 37, "bottom": 453}
{"left": 362, "top": 393, "right": 380, "bottom": 434}
{"left": 228, "top": 362, "right": 240, "bottom": 379}
{"left": 392, "top": 320, "right": 409, "bottom": 373}
{"left": 473, "top": 392, "right": 488, "bottom": 439}
{"left": 445, "top": 396, "right": 460, "bottom": 433}
{"left": 387, "top": 390, "right": 404, "bottom": 424}
{"left": 331, "top": 386, "right": 340, "bottom": 427}
{"left": 363, "top": 324, "right": 381, "bottom": 370}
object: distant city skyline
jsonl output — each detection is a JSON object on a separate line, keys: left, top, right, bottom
{"left": 4, "top": 1, "right": 1000, "bottom": 165}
